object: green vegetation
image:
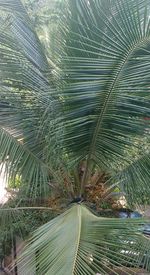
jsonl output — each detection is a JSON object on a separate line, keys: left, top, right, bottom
{"left": 0, "top": 0, "right": 150, "bottom": 274}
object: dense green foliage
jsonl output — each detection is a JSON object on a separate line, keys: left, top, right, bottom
{"left": 0, "top": 0, "right": 150, "bottom": 274}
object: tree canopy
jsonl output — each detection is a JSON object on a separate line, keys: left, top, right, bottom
{"left": 0, "top": 0, "right": 150, "bottom": 274}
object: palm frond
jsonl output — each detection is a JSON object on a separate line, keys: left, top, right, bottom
{"left": 116, "top": 152, "right": 150, "bottom": 206}
{"left": 58, "top": 0, "right": 150, "bottom": 188}
{"left": 0, "top": 204, "right": 56, "bottom": 267}
{"left": 0, "top": 127, "right": 52, "bottom": 197}
{"left": 18, "top": 205, "right": 150, "bottom": 275}
{"left": 0, "top": 0, "right": 63, "bottom": 195}
{"left": 0, "top": 0, "right": 27, "bottom": 15}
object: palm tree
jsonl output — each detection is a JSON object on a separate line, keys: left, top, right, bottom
{"left": 0, "top": 0, "right": 150, "bottom": 274}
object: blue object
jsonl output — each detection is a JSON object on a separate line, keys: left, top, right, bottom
{"left": 130, "top": 211, "right": 142, "bottom": 218}
{"left": 119, "top": 211, "right": 128, "bottom": 218}
{"left": 118, "top": 210, "right": 142, "bottom": 219}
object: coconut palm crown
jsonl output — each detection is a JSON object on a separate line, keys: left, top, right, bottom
{"left": 0, "top": 0, "right": 150, "bottom": 274}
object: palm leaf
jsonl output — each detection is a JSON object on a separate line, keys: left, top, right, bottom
{"left": 18, "top": 205, "right": 150, "bottom": 275}
{"left": 0, "top": 205, "right": 55, "bottom": 269}
{"left": 0, "top": 0, "right": 63, "bottom": 195}
{"left": 116, "top": 152, "right": 150, "bottom": 206}
{"left": 59, "top": 0, "right": 150, "bottom": 190}
{"left": 0, "top": 0, "right": 27, "bottom": 15}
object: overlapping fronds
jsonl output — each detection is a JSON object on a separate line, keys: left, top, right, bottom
{"left": 58, "top": 0, "right": 150, "bottom": 191}
{"left": 0, "top": 0, "right": 63, "bottom": 195}
{"left": 0, "top": 0, "right": 150, "bottom": 273}
{"left": 0, "top": 0, "right": 150, "bottom": 201}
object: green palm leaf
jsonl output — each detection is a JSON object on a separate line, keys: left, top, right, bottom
{"left": 59, "top": 0, "right": 150, "bottom": 190}
{"left": 18, "top": 205, "right": 150, "bottom": 275}
{"left": 0, "top": 0, "right": 27, "bottom": 15}
{"left": 0, "top": 0, "right": 63, "bottom": 195}
{"left": 117, "top": 152, "right": 150, "bottom": 206}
